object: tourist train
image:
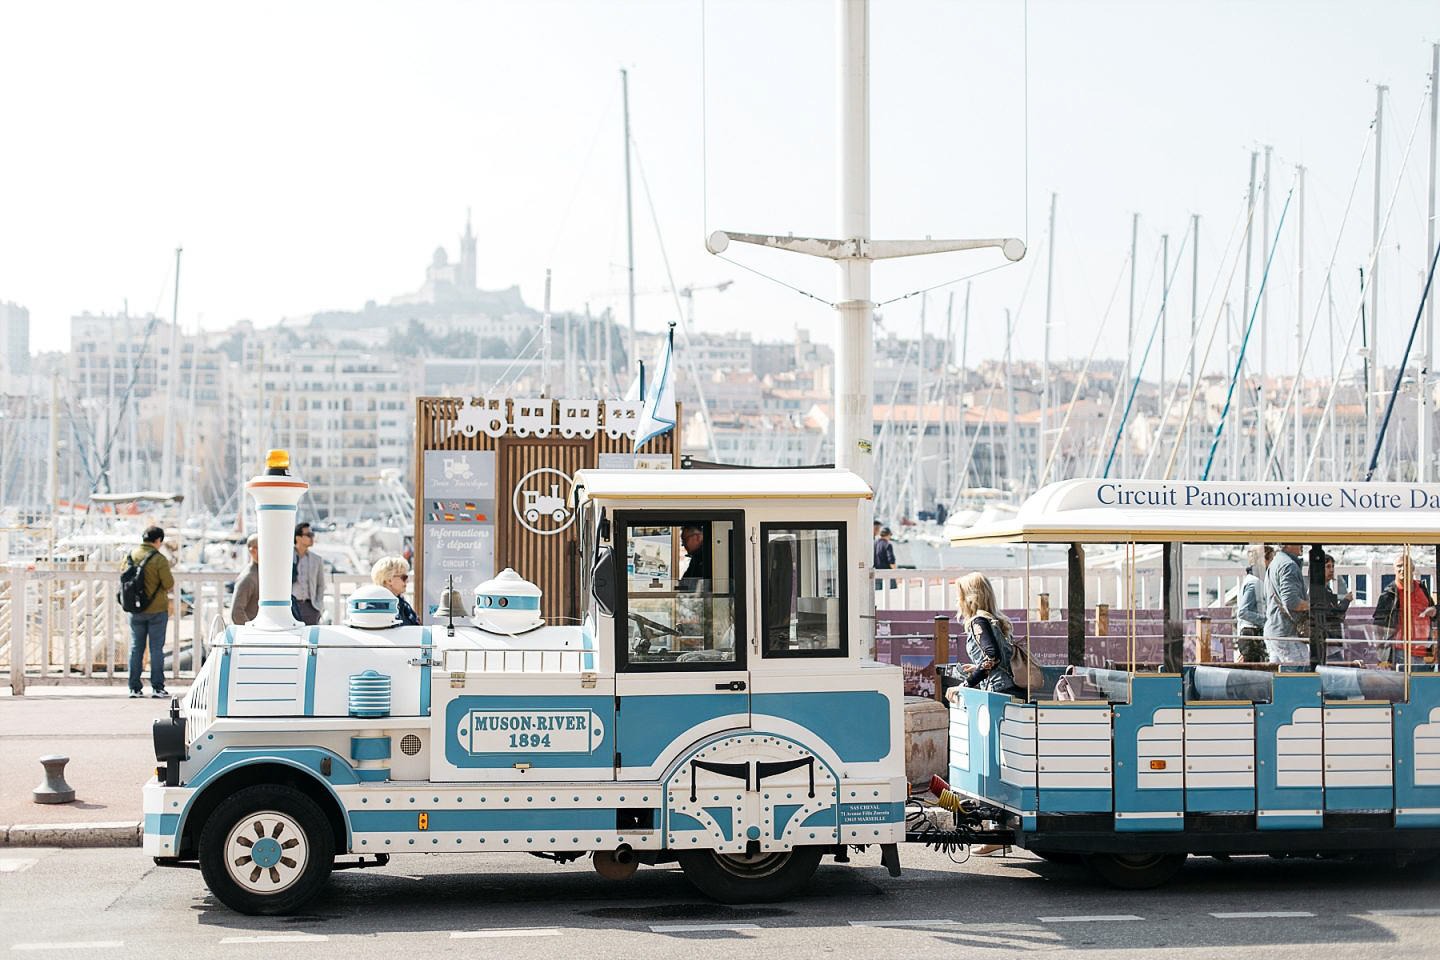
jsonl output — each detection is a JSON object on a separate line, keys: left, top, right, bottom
{"left": 143, "top": 458, "right": 1440, "bottom": 912}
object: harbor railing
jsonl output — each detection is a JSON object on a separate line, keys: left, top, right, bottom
{"left": 1, "top": 568, "right": 383, "bottom": 695}
{"left": 872, "top": 560, "right": 1388, "bottom": 613}
{"left": 1, "top": 559, "right": 1399, "bottom": 695}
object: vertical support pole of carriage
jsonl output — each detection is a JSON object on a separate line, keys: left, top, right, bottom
{"left": 932, "top": 615, "right": 949, "bottom": 704}
{"left": 1162, "top": 543, "right": 1184, "bottom": 674}
{"left": 1067, "top": 544, "right": 1085, "bottom": 667}
{"left": 1308, "top": 544, "right": 1326, "bottom": 668}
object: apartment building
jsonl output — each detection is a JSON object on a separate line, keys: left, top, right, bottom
{"left": 251, "top": 351, "right": 413, "bottom": 521}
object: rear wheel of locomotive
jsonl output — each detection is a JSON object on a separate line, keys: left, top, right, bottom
{"left": 199, "top": 783, "right": 334, "bottom": 915}
{"left": 1084, "top": 851, "right": 1187, "bottom": 890}
{"left": 678, "top": 846, "right": 824, "bottom": 903}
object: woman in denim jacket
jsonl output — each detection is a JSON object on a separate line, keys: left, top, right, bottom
{"left": 955, "top": 572, "right": 1022, "bottom": 696}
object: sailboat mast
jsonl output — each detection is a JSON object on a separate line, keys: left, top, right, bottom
{"left": 161, "top": 246, "right": 182, "bottom": 494}
{"left": 542, "top": 268, "right": 553, "bottom": 397}
{"left": 48, "top": 374, "right": 59, "bottom": 512}
{"left": 1368, "top": 84, "right": 1387, "bottom": 463}
{"left": 1295, "top": 164, "right": 1306, "bottom": 480}
{"left": 1160, "top": 231, "right": 1169, "bottom": 438}
{"left": 1241, "top": 153, "right": 1257, "bottom": 481}
{"left": 1125, "top": 212, "right": 1138, "bottom": 479}
{"left": 1258, "top": 146, "right": 1271, "bottom": 479}
{"left": 1327, "top": 277, "right": 1338, "bottom": 478}
{"left": 1005, "top": 308, "right": 1015, "bottom": 492}
{"left": 1421, "top": 44, "right": 1438, "bottom": 482}
{"left": 915, "top": 294, "right": 926, "bottom": 520}
{"left": 961, "top": 283, "right": 971, "bottom": 486}
{"left": 942, "top": 291, "right": 954, "bottom": 504}
{"left": 1189, "top": 214, "right": 1199, "bottom": 478}
{"left": 1227, "top": 301, "right": 1238, "bottom": 477}
{"left": 1041, "top": 192, "right": 1056, "bottom": 490}
{"left": 621, "top": 69, "right": 637, "bottom": 374}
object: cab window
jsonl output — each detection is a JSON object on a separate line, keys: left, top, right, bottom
{"left": 761, "top": 523, "right": 847, "bottom": 657}
{"left": 615, "top": 511, "right": 745, "bottom": 671}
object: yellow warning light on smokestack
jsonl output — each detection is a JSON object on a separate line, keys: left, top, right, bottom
{"left": 266, "top": 449, "right": 291, "bottom": 471}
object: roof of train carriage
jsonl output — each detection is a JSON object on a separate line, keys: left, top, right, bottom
{"left": 949, "top": 478, "right": 1440, "bottom": 545}
{"left": 574, "top": 468, "right": 873, "bottom": 502}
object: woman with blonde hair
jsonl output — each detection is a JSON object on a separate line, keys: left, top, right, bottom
{"left": 955, "top": 572, "right": 1021, "bottom": 695}
{"left": 372, "top": 556, "right": 421, "bottom": 626}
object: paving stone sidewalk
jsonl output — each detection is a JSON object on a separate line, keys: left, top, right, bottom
{"left": 0, "top": 684, "right": 186, "bottom": 846}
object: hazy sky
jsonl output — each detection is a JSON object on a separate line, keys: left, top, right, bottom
{"left": 2, "top": 0, "right": 1436, "bottom": 383}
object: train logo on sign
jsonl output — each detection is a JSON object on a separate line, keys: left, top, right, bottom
{"left": 513, "top": 468, "right": 575, "bottom": 535}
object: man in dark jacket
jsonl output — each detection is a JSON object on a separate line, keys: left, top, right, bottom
{"left": 127, "top": 526, "right": 175, "bottom": 698}
{"left": 678, "top": 524, "right": 711, "bottom": 592}
{"left": 874, "top": 525, "right": 896, "bottom": 591}
{"left": 230, "top": 534, "right": 260, "bottom": 626}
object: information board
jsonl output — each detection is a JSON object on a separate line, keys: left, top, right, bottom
{"left": 421, "top": 449, "right": 496, "bottom": 623}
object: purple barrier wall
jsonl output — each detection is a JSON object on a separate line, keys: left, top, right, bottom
{"left": 876, "top": 605, "right": 1392, "bottom": 696}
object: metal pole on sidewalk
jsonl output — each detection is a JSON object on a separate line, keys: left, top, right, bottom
{"left": 10, "top": 567, "right": 26, "bottom": 696}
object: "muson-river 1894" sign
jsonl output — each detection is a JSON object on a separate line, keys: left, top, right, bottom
{"left": 455, "top": 709, "right": 606, "bottom": 754}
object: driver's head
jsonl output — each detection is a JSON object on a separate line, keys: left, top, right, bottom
{"left": 681, "top": 525, "right": 704, "bottom": 553}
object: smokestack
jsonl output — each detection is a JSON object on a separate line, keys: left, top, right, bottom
{"left": 245, "top": 449, "right": 308, "bottom": 631}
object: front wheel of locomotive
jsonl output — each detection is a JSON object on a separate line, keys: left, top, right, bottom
{"left": 198, "top": 784, "right": 335, "bottom": 915}
{"left": 677, "top": 846, "right": 824, "bottom": 903}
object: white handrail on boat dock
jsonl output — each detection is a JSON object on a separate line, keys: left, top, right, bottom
{"left": 1, "top": 568, "right": 389, "bottom": 695}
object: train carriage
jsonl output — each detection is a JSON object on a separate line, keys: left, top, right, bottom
{"left": 944, "top": 478, "right": 1440, "bottom": 887}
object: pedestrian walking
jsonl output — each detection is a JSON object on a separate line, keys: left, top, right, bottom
{"left": 230, "top": 534, "right": 260, "bottom": 626}
{"left": 125, "top": 526, "right": 174, "bottom": 699}
{"left": 291, "top": 522, "right": 325, "bottom": 626}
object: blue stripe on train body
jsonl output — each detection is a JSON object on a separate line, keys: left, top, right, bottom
{"left": 350, "top": 808, "right": 619, "bottom": 834}
{"left": 615, "top": 693, "right": 746, "bottom": 769}
{"left": 751, "top": 691, "right": 891, "bottom": 763}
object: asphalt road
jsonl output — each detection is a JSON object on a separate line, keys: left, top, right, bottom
{"left": 3, "top": 846, "right": 1438, "bottom": 958}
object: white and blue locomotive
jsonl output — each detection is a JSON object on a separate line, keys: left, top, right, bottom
{"left": 145, "top": 452, "right": 907, "bottom": 914}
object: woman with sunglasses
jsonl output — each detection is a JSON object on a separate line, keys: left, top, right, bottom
{"left": 372, "top": 555, "right": 421, "bottom": 626}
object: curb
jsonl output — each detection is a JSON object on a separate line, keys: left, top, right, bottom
{"left": 1, "top": 821, "right": 141, "bottom": 848}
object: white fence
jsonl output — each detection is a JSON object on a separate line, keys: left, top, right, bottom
{"left": 0, "top": 554, "right": 1414, "bottom": 694}
{"left": 1, "top": 568, "right": 384, "bottom": 695}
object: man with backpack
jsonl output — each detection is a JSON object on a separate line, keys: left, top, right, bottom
{"left": 123, "top": 526, "right": 175, "bottom": 698}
